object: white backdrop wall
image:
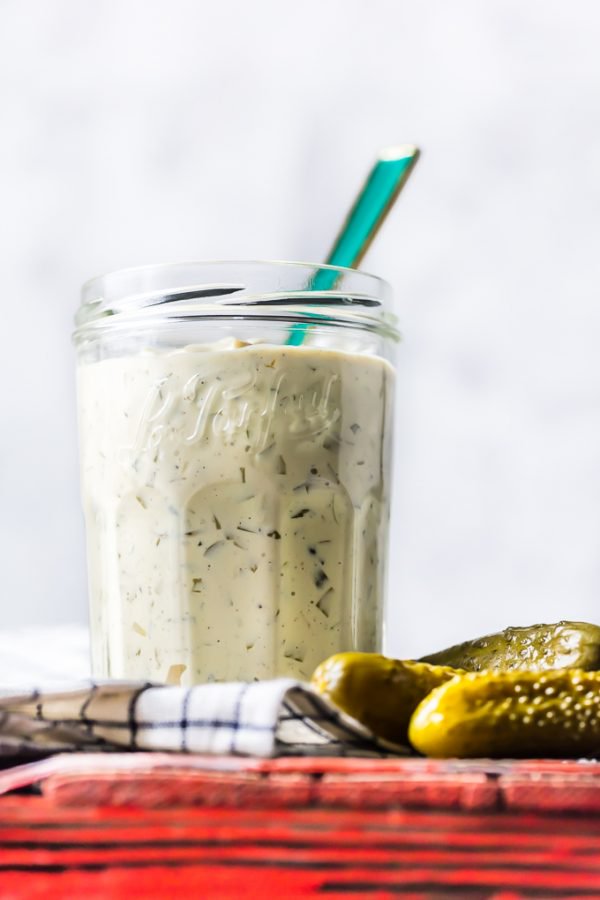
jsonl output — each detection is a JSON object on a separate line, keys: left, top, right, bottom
{"left": 1, "top": 0, "right": 600, "bottom": 657}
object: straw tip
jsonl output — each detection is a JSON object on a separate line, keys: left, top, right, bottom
{"left": 378, "top": 144, "right": 420, "bottom": 162}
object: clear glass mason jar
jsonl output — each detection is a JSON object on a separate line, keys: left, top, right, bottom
{"left": 73, "top": 261, "right": 399, "bottom": 685}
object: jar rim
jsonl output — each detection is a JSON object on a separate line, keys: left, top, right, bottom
{"left": 74, "top": 259, "right": 399, "bottom": 343}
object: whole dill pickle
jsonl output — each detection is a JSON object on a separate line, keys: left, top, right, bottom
{"left": 409, "top": 669, "right": 600, "bottom": 759}
{"left": 420, "top": 621, "right": 600, "bottom": 673}
{"left": 311, "top": 652, "right": 460, "bottom": 746}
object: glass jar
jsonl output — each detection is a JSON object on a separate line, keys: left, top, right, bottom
{"left": 73, "top": 261, "right": 399, "bottom": 685}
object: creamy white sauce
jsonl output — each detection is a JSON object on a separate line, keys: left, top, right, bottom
{"left": 77, "top": 341, "right": 394, "bottom": 683}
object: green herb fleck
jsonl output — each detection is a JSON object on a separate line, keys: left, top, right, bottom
{"left": 290, "top": 508, "right": 310, "bottom": 519}
{"left": 314, "top": 568, "right": 328, "bottom": 588}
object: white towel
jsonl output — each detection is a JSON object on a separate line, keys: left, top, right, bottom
{"left": 0, "top": 679, "right": 404, "bottom": 760}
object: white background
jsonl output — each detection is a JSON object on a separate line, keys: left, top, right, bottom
{"left": 2, "top": 0, "right": 600, "bottom": 658}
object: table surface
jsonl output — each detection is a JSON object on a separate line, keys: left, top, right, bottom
{"left": 2, "top": 756, "right": 600, "bottom": 898}
{"left": 1, "top": 793, "right": 600, "bottom": 899}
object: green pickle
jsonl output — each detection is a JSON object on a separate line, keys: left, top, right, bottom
{"left": 311, "top": 652, "right": 460, "bottom": 746}
{"left": 409, "top": 669, "right": 600, "bottom": 758}
{"left": 420, "top": 621, "right": 600, "bottom": 673}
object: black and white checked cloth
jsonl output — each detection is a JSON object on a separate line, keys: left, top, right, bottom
{"left": 0, "top": 680, "right": 404, "bottom": 761}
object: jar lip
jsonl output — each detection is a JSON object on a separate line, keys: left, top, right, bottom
{"left": 75, "top": 259, "right": 398, "bottom": 341}
{"left": 81, "top": 258, "right": 391, "bottom": 304}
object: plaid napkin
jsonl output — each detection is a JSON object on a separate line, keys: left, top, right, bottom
{"left": 0, "top": 679, "right": 403, "bottom": 761}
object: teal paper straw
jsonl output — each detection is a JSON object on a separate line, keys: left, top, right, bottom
{"left": 286, "top": 145, "right": 419, "bottom": 346}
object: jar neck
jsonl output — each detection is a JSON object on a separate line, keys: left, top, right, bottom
{"left": 74, "top": 260, "right": 399, "bottom": 344}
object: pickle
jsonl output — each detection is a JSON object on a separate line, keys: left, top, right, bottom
{"left": 409, "top": 669, "right": 600, "bottom": 758}
{"left": 420, "top": 621, "right": 600, "bottom": 673}
{"left": 311, "top": 652, "right": 460, "bottom": 746}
